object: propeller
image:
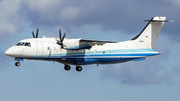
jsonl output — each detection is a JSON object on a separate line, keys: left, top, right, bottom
{"left": 32, "top": 28, "right": 39, "bottom": 38}
{"left": 57, "top": 29, "right": 66, "bottom": 48}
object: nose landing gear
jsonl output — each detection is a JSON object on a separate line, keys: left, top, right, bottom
{"left": 15, "top": 62, "right": 20, "bottom": 66}
{"left": 14, "top": 58, "right": 23, "bottom": 67}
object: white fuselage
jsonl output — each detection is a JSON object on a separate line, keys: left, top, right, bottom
{"left": 5, "top": 37, "right": 160, "bottom": 65}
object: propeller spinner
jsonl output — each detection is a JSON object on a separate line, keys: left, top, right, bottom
{"left": 57, "top": 29, "right": 66, "bottom": 48}
{"left": 32, "top": 28, "right": 39, "bottom": 38}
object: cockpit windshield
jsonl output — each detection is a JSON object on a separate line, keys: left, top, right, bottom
{"left": 16, "top": 42, "right": 31, "bottom": 47}
{"left": 16, "top": 42, "right": 24, "bottom": 46}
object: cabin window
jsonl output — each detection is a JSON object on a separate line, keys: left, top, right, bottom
{"left": 16, "top": 42, "right": 24, "bottom": 46}
{"left": 103, "top": 51, "right": 105, "bottom": 54}
{"left": 24, "top": 43, "right": 31, "bottom": 47}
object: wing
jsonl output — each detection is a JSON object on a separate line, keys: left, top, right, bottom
{"left": 65, "top": 39, "right": 117, "bottom": 50}
{"left": 80, "top": 39, "right": 116, "bottom": 43}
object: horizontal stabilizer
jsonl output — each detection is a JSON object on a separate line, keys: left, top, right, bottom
{"left": 144, "top": 20, "right": 174, "bottom": 22}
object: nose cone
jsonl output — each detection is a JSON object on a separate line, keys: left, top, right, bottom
{"left": 5, "top": 49, "right": 11, "bottom": 56}
{"left": 5, "top": 46, "right": 21, "bottom": 57}
{"left": 5, "top": 48, "right": 14, "bottom": 57}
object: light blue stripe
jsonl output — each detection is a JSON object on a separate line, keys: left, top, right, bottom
{"left": 48, "top": 52, "right": 160, "bottom": 58}
{"left": 49, "top": 48, "right": 154, "bottom": 56}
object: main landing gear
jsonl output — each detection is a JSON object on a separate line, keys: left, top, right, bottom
{"left": 64, "top": 64, "right": 82, "bottom": 72}
{"left": 76, "top": 66, "right": 82, "bottom": 71}
{"left": 64, "top": 64, "right": 71, "bottom": 70}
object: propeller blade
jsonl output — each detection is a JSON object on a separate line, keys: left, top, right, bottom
{"left": 57, "top": 29, "right": 66, "bottom": 49}
{"left": 59, "top": 29, "right": 61, "bottom": 41}
{"left": 36, "top": 28, "right": 39, "bottom": 38}
{"left": 32, "top": 31, "right": 35, "bottom": 38}
{"left": 61, "top": 32, "right": 66, "bottom": 42}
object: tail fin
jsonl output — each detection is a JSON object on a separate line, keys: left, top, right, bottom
{"left": 131, "top": 16, "right": 170, "bottom": 49}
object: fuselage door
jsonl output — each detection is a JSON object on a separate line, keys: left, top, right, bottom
{"left": 36, "top": 42, "right": 42, "bottom": 57}
{"left": 42, "top": 42, "right": 52, "bottom": 58}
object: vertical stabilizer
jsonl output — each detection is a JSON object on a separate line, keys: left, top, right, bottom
{"left": 131, "top": 17, "right": 167, "bottom": 49}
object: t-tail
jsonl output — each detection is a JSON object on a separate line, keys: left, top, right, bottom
{"left": 131, "top": 16, "right": 172, "bottom": 49}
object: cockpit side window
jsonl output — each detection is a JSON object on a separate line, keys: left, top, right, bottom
{"left": 16, "top": 42, "right": 24, "bottom": 46}
{"left": 24, "top": 43, "right": 31, "bottom": 47}
{"left": 16, "top": 42, "right": 31, "bottom": 47}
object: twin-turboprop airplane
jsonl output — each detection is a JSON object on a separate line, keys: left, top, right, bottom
{"left": 5, "top": 16, "right": 172, "bottom": 72}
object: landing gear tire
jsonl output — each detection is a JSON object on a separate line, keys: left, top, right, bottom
{"left": 15, "top": 62, "right": 20, "bottom": 67}
{"left": 64, "top": 65, "right": 71, "bottom": 71}
{"left": 76, "top": 66, "right": 82, "bottom": 72}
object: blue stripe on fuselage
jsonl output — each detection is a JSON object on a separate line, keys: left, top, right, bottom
{"left": 22, "top": 48, "right": 159, "bottom": 65}
{"left": 35, "top": 48, "right": 160, "bottom": 65}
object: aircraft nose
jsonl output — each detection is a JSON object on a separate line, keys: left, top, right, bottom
{"left": 5, "top": 48, "right": 12, "bottom": 56}
{"left": 4, "top": 46, "right": 20, "bottom": 57}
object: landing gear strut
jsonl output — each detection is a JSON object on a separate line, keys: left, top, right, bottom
{"left": 15, "top": 62, "right": 20, "bottom": 67}
{"left": 76, "top": 65, "right": 82, "bottom": 72}
{"left": 64, "top": 64, "right": 71, "bottom": 71}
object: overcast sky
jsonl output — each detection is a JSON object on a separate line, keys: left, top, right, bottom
{"left": 0, "top": 0, "right": 180, "bottom": 101}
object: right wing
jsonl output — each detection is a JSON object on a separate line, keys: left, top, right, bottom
{"left": 65, "top": 39, "right": 117, "bottom": 50}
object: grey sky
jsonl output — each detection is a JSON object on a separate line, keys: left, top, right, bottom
{"left": 1, "top": 0, "right": 179, "bottom": 34}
